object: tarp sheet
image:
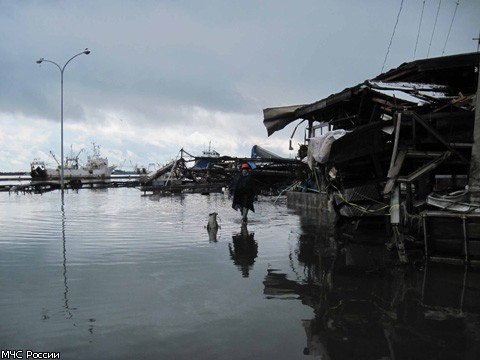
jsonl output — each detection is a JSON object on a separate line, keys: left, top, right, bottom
{"left": 251, "top": 145, "right": 284, "bottom": 159}
{"left": 307, "top": 130, "right": 347, "bottom": 168}
{"left": 263, "top": 105, "right": 305, "bottom": 136}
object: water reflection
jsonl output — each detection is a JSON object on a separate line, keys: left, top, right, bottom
{"left": 229, "top": 224, "right": 258, "bottom": 277}
{"left": 61, "top": 198, "right": 73, "bottom": 320}
{"left": 60, "top": 194, "right": 96, "bottom": 335}
{"left": 264, "top": 208, "right": 480, "bottom": 359}
{"left": 207, "top": 225, "right": 219, "bottom": 242}
{"left": 2, "top": 191, "right": 479, "bottom": 358}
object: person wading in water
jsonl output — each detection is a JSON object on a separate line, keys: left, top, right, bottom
{"left": 231, "top": 163, "right": 255, "bottom": 223}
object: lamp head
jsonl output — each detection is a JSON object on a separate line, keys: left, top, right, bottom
{"left": 36, "top": 58, "right": 44, "bottom": 64}
{"left": 84, "top": 48, "right": 91, "bottom": 55}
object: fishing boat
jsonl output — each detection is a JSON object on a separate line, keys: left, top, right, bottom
{"left": 30, "top": 159, "right": 48, "bottom": 178}
{"left": 30, "top": 143, "right": 116, "bottom": 180}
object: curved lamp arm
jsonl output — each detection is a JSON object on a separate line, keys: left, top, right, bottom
{"left": 36, "top": 48, "right": 90, "bottom": 72}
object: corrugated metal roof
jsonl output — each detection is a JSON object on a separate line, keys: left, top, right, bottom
{"left": 263, "top": 52, "right": 480, "bottom": 136}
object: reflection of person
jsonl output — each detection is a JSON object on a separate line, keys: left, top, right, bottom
{"left": 229, "top": 224, "right": 258, "bottom": 277}
{"left": 231, "top": 163, "right": 255, "bottom": 223}
{"left": 302, "top": 318, "right": 330, "bottom": 358}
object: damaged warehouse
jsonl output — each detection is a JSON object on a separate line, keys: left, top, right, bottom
{"left": 263, "top": 52, "right": 480, "bottom": 264}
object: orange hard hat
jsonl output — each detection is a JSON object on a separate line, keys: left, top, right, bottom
{"left": 241, "top": 163, "right": 249, "bottom": 169}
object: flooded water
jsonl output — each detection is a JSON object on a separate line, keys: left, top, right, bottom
{"left": 0, "top": 188, "right": 479, "bottom": 359}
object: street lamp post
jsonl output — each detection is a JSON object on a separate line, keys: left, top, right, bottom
{"left": 36, "top": 48, "right": 91, "bottom": 190}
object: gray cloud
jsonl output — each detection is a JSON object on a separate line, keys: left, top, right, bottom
{"left": 1, "top": 0, "right": 479, "bottom": 171}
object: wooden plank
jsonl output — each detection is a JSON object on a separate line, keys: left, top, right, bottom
{"left": 387, "top": 150, "right": 407, "bottom": 178}
{"left": 384, "top": 150, "right": 406, "bottom": 194}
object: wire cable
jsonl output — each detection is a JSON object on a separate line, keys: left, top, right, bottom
{"left": 413, "top": 0, "right": 426, "bottom": 60}
{"left": 427, "top": 0, "right": 443, "bottom": 58}
{"left": 382, "top": 0, "right": 404, "bottom": 73}
{"left": 329, "top": 182, "right": 396, "bottom": 215}
{"left": 442, "top": 0, "right": 460, "bottom": 55}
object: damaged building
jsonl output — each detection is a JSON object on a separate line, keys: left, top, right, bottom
{"left": 263, "top": 52, "right": 480, "bottom": 264}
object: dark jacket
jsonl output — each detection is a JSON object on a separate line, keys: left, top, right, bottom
{"left": 231, "top": 171, "right": 255, "bottom": 212}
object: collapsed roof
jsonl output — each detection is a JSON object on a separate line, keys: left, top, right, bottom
{"left": 263, "top": 52, "right": 480, "bottom": 136}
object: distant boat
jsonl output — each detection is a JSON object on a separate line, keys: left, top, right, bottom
{"left": 202, "top": 143, "right": 220, "bottom": 158}
{"left": 30, "top": 159, "right": 48, "bottom": 179}
{"left": 30, "top": 143, "right": 116, "bottom": 180}
{"left": 192, "top": 143, "right": 220, "bottom": 170}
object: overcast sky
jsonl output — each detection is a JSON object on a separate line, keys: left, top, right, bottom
{"left": 0, "top": 0, "right": 479, "bottom": 172}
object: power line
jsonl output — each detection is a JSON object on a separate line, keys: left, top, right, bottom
{"left": 413, "top": 0, "right": 426, "bottom": 60}
{"left": 427, "top": 0, "right": 443, "bottom": 58}
{"left": 382, "top": 0, "right": 404, "bottom": 73}
{"left": 442, "top": 0, "right": 460, "bottom": 55}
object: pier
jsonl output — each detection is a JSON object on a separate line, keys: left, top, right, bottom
{"left": 0, "top": 175, "right": 140, "bottom": 194}
{"left": 1, "top": 148, "right": 302, "bottom": 196}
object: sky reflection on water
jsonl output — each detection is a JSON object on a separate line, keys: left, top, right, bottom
{"left": 0, "top": 188, "right": 479, "bottom": 359}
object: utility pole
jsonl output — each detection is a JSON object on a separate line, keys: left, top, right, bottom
{"left": 474, "top": 31, "right": 480, "bottom": 52}
{"left": 468, "top": 57, "right": 480, "bottom": 203}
